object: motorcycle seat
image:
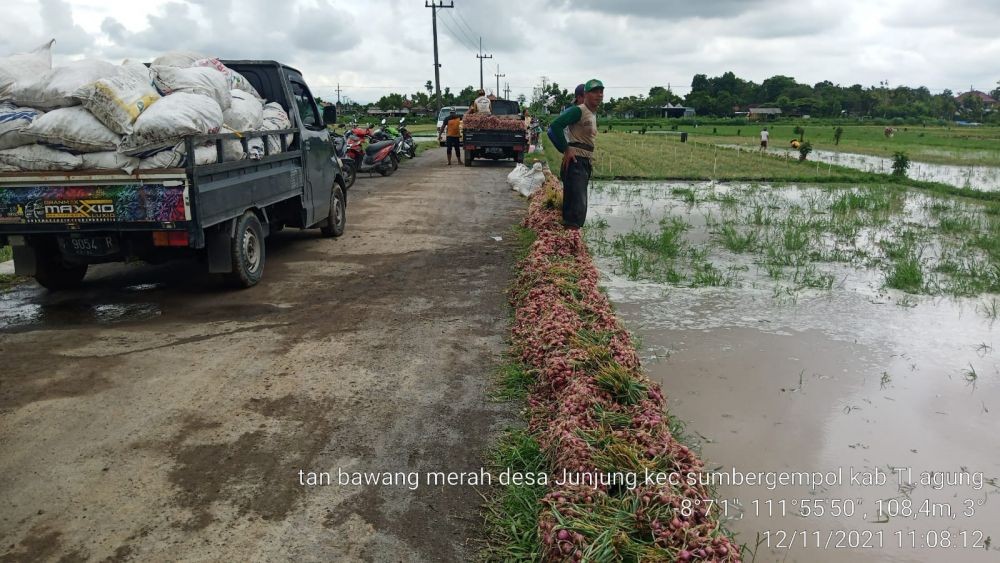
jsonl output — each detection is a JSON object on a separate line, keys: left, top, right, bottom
{"left": 365, "top": 140, "right": 395, "bottom": 156}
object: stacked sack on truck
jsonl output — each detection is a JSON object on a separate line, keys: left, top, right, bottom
{"left": 0, "top": 42, "right": 293, "bottom": 174}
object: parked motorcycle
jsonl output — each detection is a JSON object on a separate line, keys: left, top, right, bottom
{"left": 330, "top": 132, "right": 356, "bottom": 188}
{"left": 398, "top": 118, "right": 416, "bottom": 159}
{"left": 356, "top": 137, "right": 398, "bottom": 176}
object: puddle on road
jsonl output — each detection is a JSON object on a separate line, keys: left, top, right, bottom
{"left": 0, "top": 284, "right": 161, "bottom": 331}
{"left": 719, "top": 144, "right": 1000, "bottom": 192}
{"left": 589, "top": 181, "right": 1000, "bottom": 561}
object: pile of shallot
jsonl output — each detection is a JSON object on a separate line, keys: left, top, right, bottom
{"left": 509, "top": 172, "right": 742, "bottom": 561}
{"left": 462, "top": 112, "right": 527, "bottom": 131}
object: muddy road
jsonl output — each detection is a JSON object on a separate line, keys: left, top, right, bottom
{"left": 0, "top": 151, "right": 524, "bottom": 561}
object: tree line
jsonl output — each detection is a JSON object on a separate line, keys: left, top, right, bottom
{"left": 344, "top": 72, "right": 1000, "bottom": 123}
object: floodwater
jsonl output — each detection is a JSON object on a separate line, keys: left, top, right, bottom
{"left": 720, "top": 144, "right": 1000, "bottom": 192}
{"left": 588, "top": 181, "right": 1000, "bottom": 562}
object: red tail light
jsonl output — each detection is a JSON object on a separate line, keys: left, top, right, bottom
{"left": 153, "top": 231, "right": 189, "bottom": 247}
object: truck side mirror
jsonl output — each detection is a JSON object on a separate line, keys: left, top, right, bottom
{"left": 322, "top": 105, "right": 337, "bottom": 125}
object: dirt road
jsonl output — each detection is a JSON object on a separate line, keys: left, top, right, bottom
{"left": 0, "top": 150, "right": 524, "bottom": 561}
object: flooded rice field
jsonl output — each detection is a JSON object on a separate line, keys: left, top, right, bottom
{"left": 586, "top": 181, "right": 1000, "bottom": 561}
{"left": 721, "top": 144, "right": 1000, "bottom": 192}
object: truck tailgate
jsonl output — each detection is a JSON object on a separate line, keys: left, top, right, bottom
{"left": 0, "top": 170, "right": 190, "bottom": 232}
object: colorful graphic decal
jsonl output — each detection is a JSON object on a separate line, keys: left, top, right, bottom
{"left": 0, "top": 184, "right": 187, "bottom": 224}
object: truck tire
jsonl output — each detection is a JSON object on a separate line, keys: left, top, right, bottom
{"left": 226, "top": 212, "right": 265, "bottom": 288}
{"left": 320, "top": 184, "right": 346, "bottom": 238}
{"left": 464, "top": 151, "right": 472, "bottom": 167}
{"left": 515, "top": 151, "right": 525, "bottom": 164}
{"left": 34, "top": 250, "right": 88, "bottom": 291}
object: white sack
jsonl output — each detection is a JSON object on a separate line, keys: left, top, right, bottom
{"left": 120, "top": 92, "right": 223, "bottom": 156}
{"left": 0, "top": 144, "right": 81, "bottom": 170}
{"left": 138, "top": 144, "right": 184, "bottom": 170}
{"left": 261, "top": 102, "right": 292, "bottom": 154}
{"left": 81, "top": 151, "right": 139, "bottom": 174}
{"left": 15, "top": 59, "right": 117, "bottom": 110}
{"left": 223, "top": 90, "right": 263, "bottom": 131}
{"left": 193, "top": 58, "right": 262, "bottom": 99}
{"left": 151, "top": 51, "right": 207, "bottom": 68}
{"left": 151, "top": 65, "right": 231, "bottom": 111}
{"left": 74, "top": 61, "right": 160, "bottom": 134}
{"left": 0, "top": 40, "right": 54, "bottom": 100}
{"left": 24, "top": 106, "right": 121, "bottom": 153}
{"left": 507, "top": 162, "right": 545, "bottom": 197}
{"left": 0, "top": 102, "right": 43, "bottom": 150}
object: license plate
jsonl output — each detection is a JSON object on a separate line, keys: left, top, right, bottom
{"left": 486, "top": 147, "right": 503, "bottom": 154}
{"left": 60, "top": 235, "right": 120, "bottom": 257}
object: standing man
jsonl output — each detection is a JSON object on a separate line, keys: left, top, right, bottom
{"left": 548, "top": 78, "right": 603, "bottom": 229}
{"left": 759, "top": 127, "right": 769, "bottom": 150}
{"left": 439, "top": 109, "right": 462, "bottom": 165}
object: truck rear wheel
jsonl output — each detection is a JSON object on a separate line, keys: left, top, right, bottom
{"left": 464, "top": 151, "right": 472, "bottom": 167}
{"left": 34, "top": 250, "right": 88, "bottom": 291}
{"left": 515, "top": 151, "right": 525, "bottom": 164}
{"left": 320, "top": 184, "right": 346, "bottom": 237}
{"left": 226, "top": 212, "right": 265, "bottom": 288}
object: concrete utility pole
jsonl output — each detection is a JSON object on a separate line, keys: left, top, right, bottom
{"left": 475, "top": 37, "right": 492, "bottom": 91}
{"left": 494, "top": 65, "right": 505, "bottom": 99}
{"left": 335, "top": 83, "right": 342, "bottom": 106}
{"left": 504, "top": 82, "right": 510, "bottom": 99}
{"left": 425, "top": 0, "right": 454, "bottom": 111}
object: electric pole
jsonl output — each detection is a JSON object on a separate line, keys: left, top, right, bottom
{"left": 335, "top": 83, "right": 342, "bottom": 106}
{"left": 476, "top": 37, "right": 492, "bottom": 91}
{"left": 425, "top": 0, "right": 454, "bottom": 111}
{"left": 495, "top": 64, "right": 505, "bottom": 99}
{"left": 504, "top": 82, "right": 510, "bottom": 99}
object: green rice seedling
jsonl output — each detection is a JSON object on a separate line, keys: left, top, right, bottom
{"left": 938, "top": 213, "right": 980, "bottom": 235}
{"left": 885, "top": 252, "right": 924, "bottom": 293}
{"left": 690, "top": 261, "right": 738, "bottom": 287}
{"left": 977, "top": 298, "right": 1000, "bottom": 321}
{"left": 963, "top": 364, "right": 978, "bottom": 384}
{"left": 793, "top": 264, "right": 835, "bottom": 289}
{"left": 719, "top": 223, "right": 758, "bottom": 253}
{"left": 672, "top": 187, "right": 697, "bottom": 205}
{"left": 782, "top": 220, "right": 811, "bottom": 252}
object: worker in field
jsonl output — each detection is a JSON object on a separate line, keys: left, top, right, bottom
{"left": 548, "top": 78, "right": 603, "bottom": 229}
{"left": 469, "top": 88, "right": 491, "bottom": 115}
{"left": 760, "top": 127, "right": 769, "bottom": 150}
{"left": 439, "top": 109, "right": 463, "bottom": 165}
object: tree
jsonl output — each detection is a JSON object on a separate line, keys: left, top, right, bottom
{"left": 375, "top": 93, "right": 405, "bottom": 110}
{"left": 425, "top": 80, "right": 433, "bottom": 96}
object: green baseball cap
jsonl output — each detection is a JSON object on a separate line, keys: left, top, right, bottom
{"left": 584, "top": 79, "right": 604, "bottom": 92}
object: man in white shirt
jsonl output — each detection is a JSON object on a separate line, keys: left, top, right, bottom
{"left": 760, "top": 127, "right": 769, "bottom": 150}
{"left": 469, "top": 89, "right": 491, "bottom": 115}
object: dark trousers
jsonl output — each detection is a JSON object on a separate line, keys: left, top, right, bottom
{"left": 561, "top": 157, "right": 592, "bottom": 227}
{"left": 446, "top": 136, "right": 461, "bottom": 158}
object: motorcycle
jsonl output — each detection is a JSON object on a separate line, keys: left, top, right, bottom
{"left": 398, "top": 118, "right": 416, "bottom": 159}
{"left": 330, "top": 131, "right": 356, "bottom": 188}
{"left": 357, "top": 139, "right": 398, "bottom": 176}
{"left": 371, "top": 118, "right": 414, "bottom": 160}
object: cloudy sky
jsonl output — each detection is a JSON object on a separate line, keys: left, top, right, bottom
{"left": 3, "top": 0, "right": 998, "bottom": 104}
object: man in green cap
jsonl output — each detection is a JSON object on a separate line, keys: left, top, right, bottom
{"left": 548, "top": 78, "right": 603, "bottom": 228}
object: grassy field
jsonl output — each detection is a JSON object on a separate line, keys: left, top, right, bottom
{"left": 535, "top": 131, "right": 873, "bottom": 182}
{"left": 626, "top": 124, "right": 1000, "bottom": 166}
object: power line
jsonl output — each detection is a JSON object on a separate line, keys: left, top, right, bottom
{"left": 441, "top": 9, "right": 478, "bottom": 53}
{"left": 437, "top": 10, "right": 479, "bottom": 54}
{"left": 454, "top": 9, "right": 481, "bottom": 45}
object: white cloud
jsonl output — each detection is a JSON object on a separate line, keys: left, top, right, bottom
{"left": 1, "top": 0, "right": 997, "bottom": 103}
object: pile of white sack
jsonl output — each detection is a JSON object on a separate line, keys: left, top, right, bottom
{"left": 0, "top": 41, "right": 294, "bottom": 174}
